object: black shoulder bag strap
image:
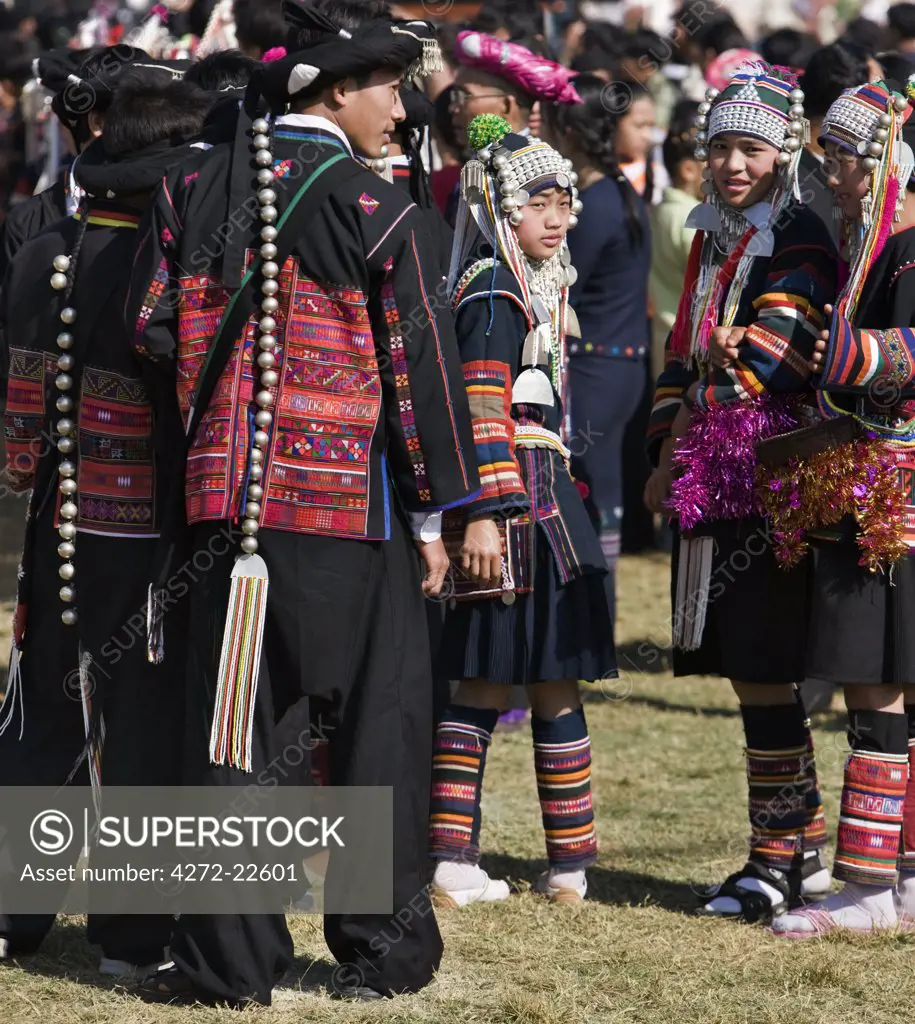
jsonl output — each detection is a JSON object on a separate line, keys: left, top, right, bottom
{"left": 149, "top": 151, "right": 362, "bottom": 613}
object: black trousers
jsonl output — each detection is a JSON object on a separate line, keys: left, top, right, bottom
{"left": 171, "top": 506, "right": 443, "bottom": 1005}
{"left": 0, "top": 510, "right": 183, "bottom": 962}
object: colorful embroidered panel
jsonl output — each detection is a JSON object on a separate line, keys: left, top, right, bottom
{"left": 3, "top": 350, "right": 158, "bottom": 535}
{"left": 135, "top": 256, "right": 170, "bottom": 359}
{"left": 463, "top": 359, "right": 522, "bottom": 507}
{"left": 381, "top": 273, "right": 430, "bottom": 502}
{"left": 179, "top": 256, "right": 382, "bottom": 536}
{"left": 821, "top": 314, "right": 915, "bottom": 399}
{"left": 4, "top": 348, "right": 55, "bottom": 492}
{"left": 76, "top": 367, "right": 157, "bottom": 536}
{"left": 517, "top": 447, "right": 580, "bottom": 584}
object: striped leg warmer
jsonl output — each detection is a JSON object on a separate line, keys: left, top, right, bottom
{"left": 532, "top": 707, "right": 598, "bottom": 869}
{"left": 429, "top": 705, "right": 499, "bottom": 864}
{"left": 898, "top": 706, "right": 915, "bottom": 878}
{"left": 835, "top": 710, "right": 908, "bottom": 887}
{"left": 741, "top": 704, "right": 808, "bottom": 870}
{"left": 801, "top": 708, "right": 828, "bottom": 854}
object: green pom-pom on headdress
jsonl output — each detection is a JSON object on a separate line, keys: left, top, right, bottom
{"left": 467, "top": 113, "right": 512, "bottom": 154}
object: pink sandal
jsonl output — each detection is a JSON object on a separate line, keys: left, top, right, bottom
{"left": 771, "top": 906, "right": 888, "bottom": 940}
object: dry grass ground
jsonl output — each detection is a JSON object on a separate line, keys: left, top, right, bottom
{"left": 0, "top": 555, "right": 912, "bottom": 1023}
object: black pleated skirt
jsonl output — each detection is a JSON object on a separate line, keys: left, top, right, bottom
{"left": 436, "top": 524, "right": 617, "bottom": 686}
{"left": 671, "top": 516, "right": 811, "bottom": 684}
{"left": 807, "top": 533, "right": 915, "bottom": 685}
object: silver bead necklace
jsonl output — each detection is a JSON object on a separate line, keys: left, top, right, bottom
{"left": 49, "top": 253, "right": 80, "bottom": 626}
{"left": 239, "top": 116, "right": 282, "bottom": 554}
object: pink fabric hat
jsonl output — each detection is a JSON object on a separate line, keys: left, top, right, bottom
{"left": 455, "top": 30, "right": 582, "bottom": 105}
{"left": 704, "top": 48, "right": 763, "bottom": 93}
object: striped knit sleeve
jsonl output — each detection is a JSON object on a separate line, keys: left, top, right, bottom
{"left": 454, "top": 295, "right": 529, "bottom": 521}
{"left": 646, "top": 334, "right": 698, "bottom": 467}
{"left": 818, "top": 313, "right": 915, "bottom": 399}
{"left": 696, "top": 240, "right": 836, "bottom": 410}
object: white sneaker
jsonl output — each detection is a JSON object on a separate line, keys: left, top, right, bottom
{"left": 99, "top": 957, "right": 165, "bottom": 981}
{"left": 430, "top": 864, "right": 511, "bottom": 909}
{"left": 534, "top": 869, "right": 587, "bottom": 903}
{"left": 0, "top": 938, "right": 9, "bottom": 961}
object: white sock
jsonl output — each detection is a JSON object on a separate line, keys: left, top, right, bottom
{"left": 704, "top": 876, "right": 784, "bottom": 917}
{"left": 774, "top": 882, "right": 898, "bottom": 933}
{"left": 547, "top": 868, "right": 586, "bottom": 891}
{"left": 433, "top": 861, "right": 488, "bottom": 891}
{"left": 802, "top": 849, "right": 832, "bottom": 895}
{"left": 897, "top": 874, "right": 915, "bottom": 918}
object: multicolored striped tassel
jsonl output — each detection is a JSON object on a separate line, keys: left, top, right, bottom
{"left": 146, "top": 583, "right": 166, "bottom": 665}
{"left": 78, "top": 648, "right": 105, "bottom": 822}
{"left": 835, "top": 750, "right": 907, "bottom": 886}
{"left": 0, "top": 642, "right": 24, "bottom": 741}
{"left": 209, "top": 553, "right": 269, "bottom": 772}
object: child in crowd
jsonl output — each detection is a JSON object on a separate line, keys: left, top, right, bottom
{"left": 430, "top": 113, "right": 615, "bottom": 908}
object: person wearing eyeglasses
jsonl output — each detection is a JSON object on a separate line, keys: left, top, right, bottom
{"left": 444, "top": 30, "right": 581, "bottom": 229}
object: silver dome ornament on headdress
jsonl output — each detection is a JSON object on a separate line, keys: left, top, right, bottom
{"left": 688, "top": 69, "right": 807, "bottom": 254}
{"left": 822, "top": 82, "right": 915, "bottom": 243}
{"left": 449, "top": 115, "right": 579, "bottom": 413}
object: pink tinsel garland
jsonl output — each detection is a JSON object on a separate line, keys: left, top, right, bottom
{"left": 669, "top": 396, "right": 799, "bottom": 530}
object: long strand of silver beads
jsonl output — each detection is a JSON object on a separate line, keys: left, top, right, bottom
{"left": 371, "top": 143, "right": 389, "bottom": 174}
{"left": 50, "top": 255, "right": 79, "bottom": 626}
{"left": 241, "top": 117, "right": 281, "bottom": 555}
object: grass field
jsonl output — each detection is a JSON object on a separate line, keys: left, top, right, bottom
{"left": 1, "top": 553, "right": 912, "bottom": 1024}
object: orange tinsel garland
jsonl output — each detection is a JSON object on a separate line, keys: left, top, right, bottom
{"left": 755, "top": 438, "right": 908, "bottom": 573}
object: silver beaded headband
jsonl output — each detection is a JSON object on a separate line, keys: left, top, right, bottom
{"left": 695, "top": 81, "right": 807, "bottom": 167}
{"left": 464, "top": 139, "right": 583, "bottom": 227}
{"left": 820, "top": 86, "right": 909, "bottom": 172}
{"left": 693, "top": 77, "right": 808, "bottom": 216}
{"left": 707, "top": 102, "right": 789, "bottom": 149}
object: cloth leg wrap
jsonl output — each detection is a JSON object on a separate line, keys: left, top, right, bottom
{"left": 428, "top": 705, "right": 499, "bottom": 864}
{"left": 742, "top": 704, "right": 808, "bottom": 870}
{"left": 898, "top": 705, "right": 915, "bottom": 877}
{"left": 532, "top": 706, "right": 598, "bottom": 870}
{"left": 835, "top": 709, "right": 908, "bottom": 887}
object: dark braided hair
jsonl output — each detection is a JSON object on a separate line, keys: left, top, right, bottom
{"left": 546, "top": 72, "right": 646, "bottom": 247}
{"left": 662, "top": 100, "right": 700, "bottom": 181}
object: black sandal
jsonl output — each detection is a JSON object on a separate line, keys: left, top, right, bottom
{"left": 135, "top": 965, "right": 251, "bottom": 1008}
{"left": 694, "top": 861, "right": 793, "bottom": 923}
